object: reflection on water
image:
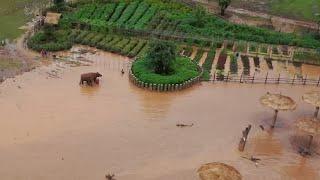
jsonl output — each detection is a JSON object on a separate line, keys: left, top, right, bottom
{"left": 0, "top": 46, "right": 319, "bottom": 180}
{"left": 281, "top": 158, "right": 317, "bottom": 180}
{"left": 248, "top": 130, "right": 283, "bottom": 156}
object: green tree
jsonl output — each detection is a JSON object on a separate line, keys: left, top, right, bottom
{"left": 146, "top": 41, "right": 176, "bottom": 75}
{"left": 192, "top": 6, "right": 206, "bottom": 28}
{"left": 53, "top": 0, "right": 65, "bottom": 5}
{"left": 218, "top": 0, "right": 231, "bottom": 16}
{"left": 315, "top": 13, "right": 320, "bottom": 36}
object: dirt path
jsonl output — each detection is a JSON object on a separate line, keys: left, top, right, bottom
{"left": 193, "top": 0, "right": 318, "bottom": 32}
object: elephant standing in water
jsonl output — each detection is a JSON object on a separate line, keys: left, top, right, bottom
{"left": 79, "top": 72, "right": 102, "bottom": 86}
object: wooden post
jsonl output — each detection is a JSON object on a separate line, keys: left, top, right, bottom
{"left": 265, "top": 72, "right": 268, "bottom": 84}
{"left": 317, "top": 76, "right": 320, "bottom": 86}
{"left": 271, "top": 109, "right": 279, "bottom": 128}
{"left": 252, "top": 72, "right": 255, "bottom": 84}
{"left": 240, "top": 72, "right": 243, "bottom": 83}
{"left": 213, "top": 71, "right": 216, "bottom": 83}
{"left": 291, "top": 74, "right": 295, "bottom": 85}
{"left": 238, "top": 125, "right": 252, "bottom": 152}
{"left": 277, "top": 73, "right": 280, "bottom": 84}
{"left": 303, "top": 75, "right": 307, "bottom": 85}
{"left": 314, "top": 106, "right": 319, "bottom": 118}
{"left": 226, "top": 72, "right": 230, "bottom": 82}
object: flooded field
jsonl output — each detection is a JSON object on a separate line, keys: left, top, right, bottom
{"left": 0, "top": 47, "right": 320, "bottom": 180}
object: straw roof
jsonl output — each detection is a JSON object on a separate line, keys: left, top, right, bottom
{"left": 303, "top": 91, "right": 320, "bottom": 107}
{"left": 45, "top": 12, "right": 62, "bottom": 25}
{"left": 296, "top": 117, "right": 320, "bottom": 136}
{"left": 197, "top": 162, "right": 242, "bottom": 180}
{"left": 260, "top": 92, "right": 297, "bottom": 111}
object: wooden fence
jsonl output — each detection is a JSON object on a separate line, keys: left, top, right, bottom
{"left": 129, "top": 66, "right": 203, "bottom": 92}
{"left": 209, "top": 72, "right": 320, "bottom": 86}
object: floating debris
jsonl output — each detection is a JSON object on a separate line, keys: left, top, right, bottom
{"left": 105, "top": 173, "right": 115, "bottom": 180}
{"left": 176, "top": 123, "right": 194, "bottom": 128}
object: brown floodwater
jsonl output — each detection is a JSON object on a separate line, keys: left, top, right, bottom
{"left": 0, "top": 46, "right": 320, "bottom": 180}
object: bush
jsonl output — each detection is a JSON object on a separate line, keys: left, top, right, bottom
{"left": 146, "top": 40, "right": 176, "bottom": 74}
{"left": 132, "top": 56, "right": 200, "bottom": 84}
{"left": 28, "top": 30, "right": 72, "bottom": 52}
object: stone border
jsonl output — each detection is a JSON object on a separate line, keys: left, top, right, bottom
{"left": 129, "top": 65, "right": 203, "bottom": 92}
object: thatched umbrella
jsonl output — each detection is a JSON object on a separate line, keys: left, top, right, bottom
{"left": 197, "top": 162, "right": 242, "bottom": 180}
{"left": 302, "top": 91, "right": 320, "bottom": 118}
{"left": 260, "top": 92, "right": 297, "bottom": 128}
{"left": 295, "top": 117, "right": 320, "bottom": 153}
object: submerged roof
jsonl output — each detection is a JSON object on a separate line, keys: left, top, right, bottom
{"left": 45, "top": 12, "right": 62, "bottom": 25}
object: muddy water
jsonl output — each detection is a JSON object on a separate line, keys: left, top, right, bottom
{"left": 0, "top": 47, "right": 320, "bottom": 180}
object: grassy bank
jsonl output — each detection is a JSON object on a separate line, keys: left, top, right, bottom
{"left": 230, "top": 0, "right": 320, "bottom": 21}
{"left": 0, "top": 0, "right": 49, "bottom": 40}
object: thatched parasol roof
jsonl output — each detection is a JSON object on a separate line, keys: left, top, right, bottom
{"left": 197, "top": 162, "right": 242, "bottom": 180}
{"left": 302, "top": 91, "right": 320, "bottom": 107}
{"left": 45, "top": 12, "right": 62, "bottom": 25}
{"left": 296, "top": 117, "right": 320, "bottom": 136}
{"left": 260, "top": 92, "right": 296, "bottom": 111}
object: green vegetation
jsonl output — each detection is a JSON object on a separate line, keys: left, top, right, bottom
{"left": 271, "top": 0, "right": 320, "bottom": 21}
{"left": 0, "top": 58, "right": 22, "bottom": 70}
{"left": 145, "top": 41, "right": 176, "bottom": 74}
{"left": 193, "top": 48, "right": 205, "bottom": 63}
{"left": 218, "top": 0, "right": 231, "bottom": 16}
{"left": 132, "top": 56, "right": 200, "bottom": 84}
{"left": 27, "top": 0, "right": 320, "bottom": 69}
{"left": 0, "top": 0, "right": 49, "bottom": 40}
{"left": 294, "top": 51, "right": 320, "bottom": 65}
{"left": 202, "top": 48, "right": 216, "bottom": 80}
{"left": 230, "top": 54, "right": 238, "bottom": 74}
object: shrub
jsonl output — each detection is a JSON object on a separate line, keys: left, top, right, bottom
{"left": 132, "top": 56, "right": 200, "bottom": 84}
{"left": 146, "top": 40, "right": 176, "bottom": 74}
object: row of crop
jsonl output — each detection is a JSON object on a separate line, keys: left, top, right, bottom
{"left": 116, "top": 1, "right": 140, "bottom": 26}
{"left": 108, "top": 2, "right": 127, "bottom": 23}
{"left": 216, "top": 51, "right": 227, "bottom": 70}
{"left": 240, "top": 55, "right": 250, "bottom": 75}
{"left": 126, "top": 2, "right": 150, "bottom": 27}
{"left": 201, "top": 48, "right": 216, "bottom": 80}
{"left": 193, "top": 49, "right": 204, "bottom": 64}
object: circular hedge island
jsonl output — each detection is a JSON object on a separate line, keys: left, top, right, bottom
{"left": 130, "top": 41, "right": 202, "bottom": 91}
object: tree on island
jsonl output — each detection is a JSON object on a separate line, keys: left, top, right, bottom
{"left": 218, "top": 0, "right": 231, "bottom": 16}
{"left": 146, "top": 41, "right": 176, "bottom": 75}
{"left": 53, "top": 0, "right": 65, "bottom": 5}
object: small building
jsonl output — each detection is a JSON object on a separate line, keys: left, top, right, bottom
{"left": 44, "top": 12, "right": 62, "bottom": 25}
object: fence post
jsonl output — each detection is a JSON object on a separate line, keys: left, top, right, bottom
{"left": 226, "top": 72, "right": 230, "bottom": 82}
{"left": 291, "top": 74, "right": 295, "bottom": 85}
{"left": 265, "top": 72, "right": 268, "bottom": 84}
{"left": 303, "top": 75, "right": 307, "bottom": 85}
{"left": 317, "top": 76, "right": 320, "bottom": 87}
{"left": 277, "top": 74, "right": 280, "bottom": 84}
{"left": 240, "top": 72, "right": 243, "bottom": 83}
{"left": 213, "top": 71, "right": 216, "bottom": 83}
{"left": 252, "top": 72, "right": 255, "bottom": 84}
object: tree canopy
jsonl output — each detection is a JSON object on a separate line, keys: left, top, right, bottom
{"left": 146, "top": 41, "right": 176, "bottom": 75}
{"left": 218, "top": 0, "right": 231, "bottom": 16}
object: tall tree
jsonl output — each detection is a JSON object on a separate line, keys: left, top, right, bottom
{"left": 218, "top": 0, "right": 231, "bottom": 16}
{"left": 146, "top": 41, "right": 176, "bottom": 75}
{"left": 315, "top": 13, "right": 320, "bottom": 37}
{"left": 53, "top": 0, "right": 65, "bottom": 6}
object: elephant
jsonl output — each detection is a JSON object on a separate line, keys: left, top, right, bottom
{"left": 79, "top": 72, "right": 102, "bottom": 86}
